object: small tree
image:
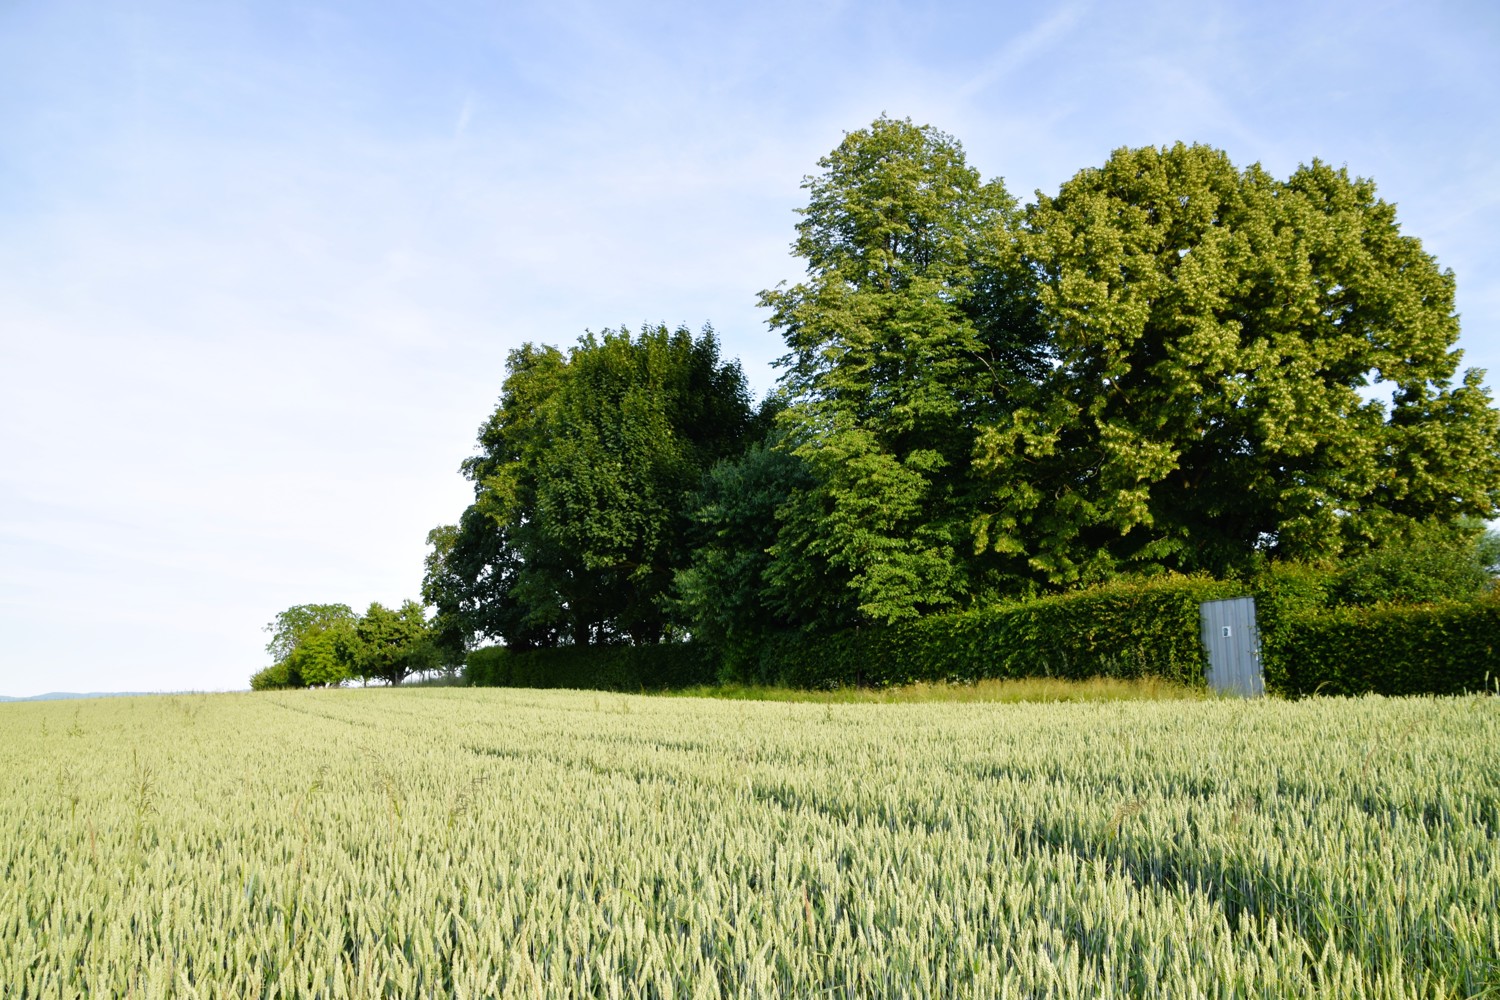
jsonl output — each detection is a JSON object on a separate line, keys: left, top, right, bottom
{"left": 350, "top": 601, "right": 438, "bottom": 685}
{"left": 257, "top": 604, "right": 357, "bottom": 688}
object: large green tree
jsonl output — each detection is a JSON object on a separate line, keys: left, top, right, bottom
{"left": 429, "top": 324, "right": 755, "bottom": 649}
{"left": 442, "top": 343, "right": 574, "bottom": 649}
{"left": 974, "top": 143, "right": 1500, "bottom": 584}
{"left": 759, "top": 115, "right": 1045, "bottom": 624}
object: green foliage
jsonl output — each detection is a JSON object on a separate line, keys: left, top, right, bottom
{"left": 350, "top": 600, "right": 438, "bottom": 686}
{"left": 1329, "top": 521, "right": 1494, "bottom": 606}
{"left": 673, "top": 439, "right": 816, "bottom": 679}
{"left": 1240, "top": 561, "right": 1334, "bottom": 693}
{"left": 976, "top": 143, "right": 1500, "bottom": 585}
{"left": 255, "top": 600, "right": 438, "bottom": 688}
{"left": 258, "top": 604, "right": 357, "bottom": 688}
{"left": 248, "top": 661, "right": 294, "bottom": 691}
{"left": 461, "top": 645, "right": 509, "bottom": 687}
{"left": 1478, "top": 529, "right": 1500, "bottom": 576}
{"left": 754, "top": 575, "right": 1240, "bottom": 689}
{"left": 425, "top": 121, "right": 1500, "bottom": 690}
{"left": 466, "top": 642, "right": 714, "bottom": 691}
{"left": 471, "top": 575, "right": 1235, "bottom": 692}
{"left": 468, "top": 558, "right": 1500, "bottom": 698}
{"left": 759, "top": 115, "right": 1045, "bottom": 626}
{"left": 1246, "top": 549, "right": 1500, "bottom": 696}
{"left": 1263, "top": 599, "right": 1500, "bottom": 697}
{"left": 284, "top": 620, "right": 357, "bottom": 687}
{"left": 431, "top": 325, "right": 754, "bottom": 650}
{"left": 263, "top": 603, "right": 354, "bottom": 664}
{"left": 420, "top": 524, "right": 470, "bottom": 669}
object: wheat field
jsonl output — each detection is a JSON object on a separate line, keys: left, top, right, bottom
{"left": 1, "top": 688, "right": 1496, "bottom": 998}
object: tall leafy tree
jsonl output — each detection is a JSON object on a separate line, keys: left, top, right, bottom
{"left": 429, "top": 324, "right": 754, "bottom": 649}
{"left": 760, "top": 115, "right": 1044, "bottom": 624}
{"left": 975, "top": 143, "right": 1500, "bottom": 584}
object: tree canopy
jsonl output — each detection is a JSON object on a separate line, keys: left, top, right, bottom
{"left": 974, "top": 143, "right": 1500, "bottom": 585}
{"left": 758, "top": 115, "right": 1046, "bottom": 626}
{"left": 426, "top": 324, "right": 755, "bottom": 650}
{"left": 262, "top": 119, "right": 1500, "bottom": 688}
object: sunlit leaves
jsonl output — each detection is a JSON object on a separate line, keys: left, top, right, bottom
{"left": 762, "top": 116, "right": 1043, "bottom": 624}
{"left": 977, "top": 143, "right": 1500, "bottom": 583}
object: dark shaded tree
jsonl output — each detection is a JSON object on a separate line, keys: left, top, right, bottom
{"left": 428, "top": 324, "right": 755, "bottom": 650}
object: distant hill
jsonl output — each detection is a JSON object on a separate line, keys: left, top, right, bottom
{"left": 0, "top": 691, "right": 161, "bottom": 703}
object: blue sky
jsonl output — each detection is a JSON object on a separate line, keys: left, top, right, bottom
{"left": 2, "top": 0, "right": 1497, "bottom": 697}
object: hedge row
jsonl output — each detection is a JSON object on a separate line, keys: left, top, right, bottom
{"left": 463, "top": 575, "right": 1500, "bottom": 698}
{"left": 465, "top": 642, "right": 716, "bottom": 691}
{"left": 1262, "top": 600, "right": 1500, "bottom": 697}
{"left": 464, "top": 575, "right": 1241, "bottom": 692}
{"left": 753, "top": 575, "right": 1242, "bottom": 689}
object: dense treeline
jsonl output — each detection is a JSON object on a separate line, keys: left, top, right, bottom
{"left": 422, "top": 116, "right": 1500, "bottom": 676}
{"left": 459, "top": 559, "right": 1500, "bottom": 698}
{"left": 251, "top": 600, "right": 439, "bottom": 690}
{"left": 258, "top": 116, "right": 1500, "bottom": 689}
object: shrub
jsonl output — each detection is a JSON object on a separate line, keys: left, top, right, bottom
{"left": 755, "top": 575, "right": 1242, "bottom": 690}
{"left": 249, "top": 661, "right": 296, "bottom": 691}
{"left": 1261, "top": 598, "right": 1500, "bottom": 697}
{"left": 1330, "top": 536, "right": 1491, "bottom": 606}
{"left": 466, "top": 643, "right": 716, "bottom": 691}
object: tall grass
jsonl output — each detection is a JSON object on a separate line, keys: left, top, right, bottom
{"left": 666, "top": 675, "right": 1211, "bottom": 704}
{"left": 1, "top": 688, "right": 1495, "bottom": 997}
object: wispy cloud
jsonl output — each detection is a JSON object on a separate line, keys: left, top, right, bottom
{"left": 956, "top": 4, "right": 1087, "bottom": 101}
{"left": 453, "top": 93, "right": 475, "bottom": 139}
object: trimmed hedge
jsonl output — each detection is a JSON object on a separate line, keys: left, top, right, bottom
{"left": 464, "top": 642, "right": 716, "bottom": 691}
{"left": 464, "top": 576, "right": 1242, "bottom": 692}
{"left": 1262, "top": 599, "right": 1500, "bottom": 697}
{"left": 463, "top": 574, "right": 1500, "bottom": 698}
{"left": 757, "top": 575, "right": 1241, "bottom": 689}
